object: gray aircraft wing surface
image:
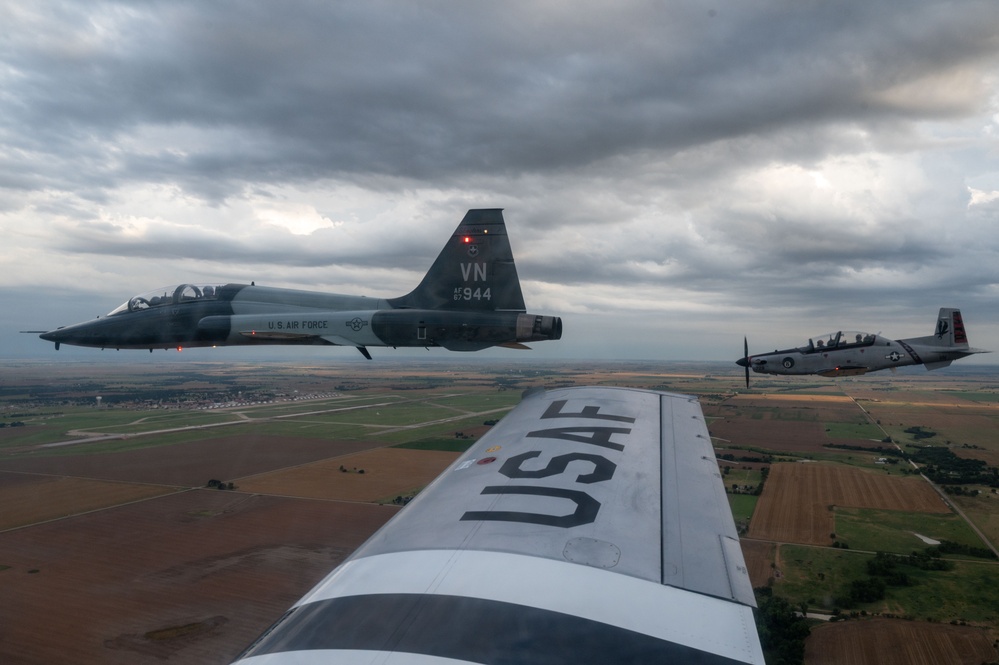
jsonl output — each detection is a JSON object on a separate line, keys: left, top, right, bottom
{"left": 234, "top": 386, "right": 764, "bottom": 664}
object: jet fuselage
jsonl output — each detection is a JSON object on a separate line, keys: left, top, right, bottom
{"left": 38, "top": 209, "right": 563, "bottom": 357}
{"left": 40, "top": 283, "right": 561, "bottom": 352}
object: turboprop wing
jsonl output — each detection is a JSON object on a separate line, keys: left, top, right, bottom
{"left": 232, "top": 386, "right": 765, "bottom": 665}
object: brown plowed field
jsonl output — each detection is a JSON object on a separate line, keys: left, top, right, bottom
{"left": 805, "top": 618, "right": 996, "bottom": 665}
{"left": 0, "top": 471, "right": 177, "bottom": 530}
{"left": 748, "top": 463, "right": 949, "bottom": 545}
{"left": 0, "top": 490, "right": 396, "bottom": 664}
{"left": 238, "top": 448, "right": 462, "bottom": 502}
{"left": 740, "top": 539, "right": 776, "bottom": 588}
{"left": 710, "top": 417, "right": 884, "bottom": 454}
{"left": 0, "top": 434, "right": 382, "bottom": 486}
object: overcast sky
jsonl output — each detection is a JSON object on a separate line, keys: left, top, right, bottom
{"left": 3, "top": 1, "right": 999, "bottom": 365}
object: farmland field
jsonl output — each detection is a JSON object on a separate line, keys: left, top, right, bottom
{"left": 2, "top": 359, "right": 999, "bottom": 664}
{"left": 748, "top": 463, "right": 949, "bottom": 545}
{"left": 237, "top": 447, "right": 461, "bottom": 502}
{"left": 739, "top": 539, "right": 776, "bottom": 588}
{"left": 805, "top": 618, "right": 995, "bottom": 665}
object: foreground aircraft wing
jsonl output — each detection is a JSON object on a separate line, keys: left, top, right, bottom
{"left": 234, "top": 386, "right": 764, "bottom": 665}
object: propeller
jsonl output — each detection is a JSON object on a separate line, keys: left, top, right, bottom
{"left": 737, "top": 336, "right": 751, "bottom": 388}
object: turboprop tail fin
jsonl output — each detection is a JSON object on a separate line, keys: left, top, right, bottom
{"left": 388, "top": 209, "right": 527, "bottom": 312}
{"left": 934, "top": 308, "right": 969, "bottom": 347}
{"left": 915, "top": 308, "right": 988, "bottom": 354}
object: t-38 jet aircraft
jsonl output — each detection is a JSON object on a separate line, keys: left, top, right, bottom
{"left": 737, "top": 308, "right": 988, "bottom": 386}
{"left": 37, "top": 209, "right": 562, "bottom": 358}
{"left": 231, "top": 386, "right": 765, "bottom": 664}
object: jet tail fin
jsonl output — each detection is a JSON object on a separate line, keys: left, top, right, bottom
{"left": 388, "top": 209, "right": 527, "bottom": 312}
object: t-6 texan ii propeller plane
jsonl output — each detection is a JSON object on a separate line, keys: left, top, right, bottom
{"left": 36, "top": 209, "right": 562, "bottom": 359}
{"left": 737, "top": 308, "right": 988, "bottom": 386}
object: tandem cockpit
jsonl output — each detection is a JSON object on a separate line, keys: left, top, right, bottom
{"left": 107, "top": 284, "right": 226, "bottom": 316}
{"left": 803, "top": 330, "right": 877, "bottom": 353}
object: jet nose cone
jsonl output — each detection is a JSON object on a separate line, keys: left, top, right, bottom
{"left": 39, "top": 329, "right": 62, "bottom": 342}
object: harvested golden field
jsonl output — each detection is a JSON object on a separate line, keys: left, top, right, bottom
{"left": 805, "top": 618, "right": 996, "bottom": 665}
{"left": 748, "top": 463, "right": 949, "bottom": 545}
{"left": 236, "top": 448, "right": 461, "bottom": 502}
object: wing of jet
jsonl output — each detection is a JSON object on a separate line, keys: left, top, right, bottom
{"left": 233, "top": 386, "right": 764, "bottom": 665}
{"left": 37, "top": 209, "right": 562, "bottom": 357}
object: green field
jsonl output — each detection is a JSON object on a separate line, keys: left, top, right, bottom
{"left": 774, "top": 544, "right": 999, "bottom": 622}
{"left": 727, "top": 493, "right": 758, "bottom": 523}
{"left": 945, "top": 391, "right": 999, "bottom": 403}
{"left": 1, "top": 388, "right": 518, "bottom": 454}
{"left": 833, "top": 507, "right": 989, "bottom": 554}
{"left": 823, "top": 422, "right": 885, "bottom": 440}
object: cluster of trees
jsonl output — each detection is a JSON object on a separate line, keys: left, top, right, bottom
{"left": 719, "top": 452, "right": 773, "bottom": 464}
{"left": 903, "top": 426, "right": 937, "bottom": 440}
{"left": 908, "top": 445, "right": 999, "bottom": 487}
{"left": 875, "top": 549, "right": 953, "bottom": 572}
{"left": 837, "top": 550, "right": 956, "bottom": 609}
{"left": 753, "top": 588, "right": 810, "bottom": 665}
{"left": 930, "top": 540, "right": 997, "bottom": 560}
{"left": 0, "top": 421, "right": 25, "bottom": 428}
{"left": 943, "top": 485, "right": 982, "bottom": 497}
{"left": 845, "top": 577, "right": 887, "bottom": 604}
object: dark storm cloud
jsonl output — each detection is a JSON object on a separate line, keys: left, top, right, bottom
{"left": 50, "top": 222, "right": 440, "bottom": 272}
{"left": 4, "top": 0, "right": 997, "bottom": 203}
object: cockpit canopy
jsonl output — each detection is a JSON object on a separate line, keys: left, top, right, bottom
{"left": 108, "top": 284, "right": 224, "bottom": 316}
{"left": 805, "top": 331, "right": 876, "bottom": 352}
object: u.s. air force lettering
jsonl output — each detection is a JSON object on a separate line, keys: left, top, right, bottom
{"left": 461, "top": 399, "right": 636, "bottom": 528}
{"left": 268, "top": 319, "right": 330, "bottom": 330}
